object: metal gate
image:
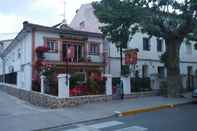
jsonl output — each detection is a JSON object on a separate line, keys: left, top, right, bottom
{"left": 112, "top": 77, "right": 123, "bottom": 99}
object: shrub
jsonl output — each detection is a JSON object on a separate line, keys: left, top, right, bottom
{"left": 70, "top": 73, "right": 85, "bottom": 88}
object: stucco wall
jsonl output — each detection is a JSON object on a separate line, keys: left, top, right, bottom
{"left": 3, "top": 33, "right": 32, "bottom": 91}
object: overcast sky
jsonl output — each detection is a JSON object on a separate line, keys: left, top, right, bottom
{"left": 0, "top": 0, "right": 99, "bottom": 39}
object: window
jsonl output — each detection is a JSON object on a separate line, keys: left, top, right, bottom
{"left": 89, "top": 43, "right": 100, "bottom": 55}
{"left": 158, "top": 66, "right": 165, "bottom": 78}
{"left": 8, "top": 66, "right": 14, "bottom": 73}
{"left": 17, "top": 49, "right": 21, "bottom": 58}
{"left": 186, "top": 42, "right": 192, "bottom": 54}
{"left": 194, "top": 43, "right": 197, "bottom": 50}
{"left": 142, "top": 65, "right": 148, "bottom": 78}
{"left": 47, "top": 39, "right": 58, "bottom": 52}
{"left": 187, "top": 66, "right": 193, "bottom": 76}
{"left": 157, "top": 39, "right": 163, "bottom": 52}
{"left": 143, "top": 38, "right": 150, "bottom": 51}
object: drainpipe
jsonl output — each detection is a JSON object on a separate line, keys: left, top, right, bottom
{"left": 0, "top": 54, "right": 5, "bottom": 83}
{"left": 2, "top": 57, "right": 5, "bottom": 83}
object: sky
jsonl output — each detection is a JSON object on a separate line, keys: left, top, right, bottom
{"left": 0, "top": 0, "right": 99, "bottom": 40}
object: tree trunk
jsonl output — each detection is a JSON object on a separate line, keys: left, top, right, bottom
{"left": 165, "top": 38, "right": 183, "bottom": 97}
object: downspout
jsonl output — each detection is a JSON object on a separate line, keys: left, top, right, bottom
{"left": 2, "top": 57, "right": 5, "bottom": 83}
{"left": 0, "top": 54, "right": 5, "bottom": 83}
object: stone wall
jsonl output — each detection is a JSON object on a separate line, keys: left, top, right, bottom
{"left": 0, "top": 83, "right": 159, "bottom": 109}
{"left": 0, "top": 83, "right": 112, "bottom": 108}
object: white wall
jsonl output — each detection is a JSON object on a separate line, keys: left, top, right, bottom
{"left": 70, "top": 4, "right": 102, "bottom": 33}
{"left": 4, "top": 33, "right": 32, "bottom": 91}
{"left": 0, "top": 58, "right": 3, "bottom": 75}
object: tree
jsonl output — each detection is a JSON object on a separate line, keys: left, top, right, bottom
{"left": 93, "top": 0, "right": 197, "bottom": 97}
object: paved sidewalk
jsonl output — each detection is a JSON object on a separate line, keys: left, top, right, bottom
{"left": 0, "top": 90, "right": 192, "bottom": 131}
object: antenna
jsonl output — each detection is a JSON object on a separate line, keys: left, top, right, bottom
{"left": 63, "top": 0, "right": 67, "bottom": 24}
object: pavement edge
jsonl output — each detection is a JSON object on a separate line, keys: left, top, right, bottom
{"left": 117, "top": 104, "right": 176, "bottom": 117}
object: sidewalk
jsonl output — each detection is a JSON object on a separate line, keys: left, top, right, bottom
{"left": 0, "top": 90, "right": 192, "bottom": 131}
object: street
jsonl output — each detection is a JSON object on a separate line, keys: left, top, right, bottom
{"left": 45, "top": 104, "right": 197, "bottom": 131}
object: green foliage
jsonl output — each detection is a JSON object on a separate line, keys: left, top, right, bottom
{"left": 112, "top": 77, "right": 121, "bottom": 86}
{"left": 70, "top": 73, "right": 85, "bottom": 88}
{"left": 42, "top": 65, "right": 57, "bottom": 81}
{"left": 92, "top": 0, "right": 138, "bottom": 49}
{"left": 131, "top": 77, "right": 152, "bottom": 92}
{"left": 87, "top": 79, "right": 99, "bottom": 94}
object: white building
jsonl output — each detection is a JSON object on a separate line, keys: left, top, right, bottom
{"left": 0, "top": 39, "right": 14, "bottom": 75}
{"left": 0, "top": 21, "right": 105, "bottom": 92}
{"left": 70, "top": 4, "right": 197, "bottom": 79}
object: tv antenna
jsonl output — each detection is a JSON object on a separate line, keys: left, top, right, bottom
{"left": 62, "top": 0, "right": 67, "bottom": 24}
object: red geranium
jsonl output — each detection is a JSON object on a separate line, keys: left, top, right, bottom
{"left": 70, "top": 84, "right": 88, "bottom": 96}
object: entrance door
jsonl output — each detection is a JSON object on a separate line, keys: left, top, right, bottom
{"left": 187, "top": 66, "right": 194, "bottom": 91}
{"left": 112, "top": 78, "right": 123, "bottom": 99}
{"left": 62, "top": 43, "right": 83, "bottom": 62}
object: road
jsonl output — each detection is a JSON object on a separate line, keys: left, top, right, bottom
{"left": 45, "top": 104, "right": 197, "bottom": 131}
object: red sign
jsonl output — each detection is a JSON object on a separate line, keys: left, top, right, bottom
{"left": 125, "top": 50, "right": 138, "bottom": 64}
{"left": 67, "top": 46, "right": 75, "bottom": 58}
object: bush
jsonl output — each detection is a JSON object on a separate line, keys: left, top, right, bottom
{"left": 87, "top": 79, "right": 99, "bottom": 94}
{"left": 131, "top": 77, "right": 152, "bottom": 92}
{"left": 70, "top": 73, "right": 85, "bottom": 88}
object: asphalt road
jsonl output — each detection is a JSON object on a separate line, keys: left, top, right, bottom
{"left": 45, "top": 103, "right": 197, "bottom": 131}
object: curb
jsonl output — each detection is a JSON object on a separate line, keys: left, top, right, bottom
{"left": 36, "top": 101, "right": 192, "bottom": 130}
{"left": 117, "top": 101, "right": 192, "bottom": 117}
{"left": 116, "top": 104, "right": 175, "bottom": 117}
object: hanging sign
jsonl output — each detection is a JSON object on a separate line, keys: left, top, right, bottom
{"left": 125, "top": 49, "right": 138, "bottom": 65}
{"left": 67, "top": 46, "right": 75, "bottom": 59}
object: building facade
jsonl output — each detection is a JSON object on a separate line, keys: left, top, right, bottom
{"left": 0, "top": 21, "right": 105, "bottom": 91}
{"left": 70, "top": 4, "right": 197, "bottom": 79}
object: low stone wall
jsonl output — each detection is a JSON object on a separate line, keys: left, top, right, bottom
{"left": 0, "top": 83, "right": 160, "bottom": 108}
{"left": 0, "top": 83, "right": 112, "bottom": 108}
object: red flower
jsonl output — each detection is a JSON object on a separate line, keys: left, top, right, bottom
{"left": 70, "top": 84, "right": 88, "bottom": 96}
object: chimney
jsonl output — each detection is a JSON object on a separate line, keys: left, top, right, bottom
{"left": 23, "top": 21, "right": 29, "bottom": 28}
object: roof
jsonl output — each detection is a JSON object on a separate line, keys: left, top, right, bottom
{"left": 23, "top": 21, "right": 103, "bottom": 38}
